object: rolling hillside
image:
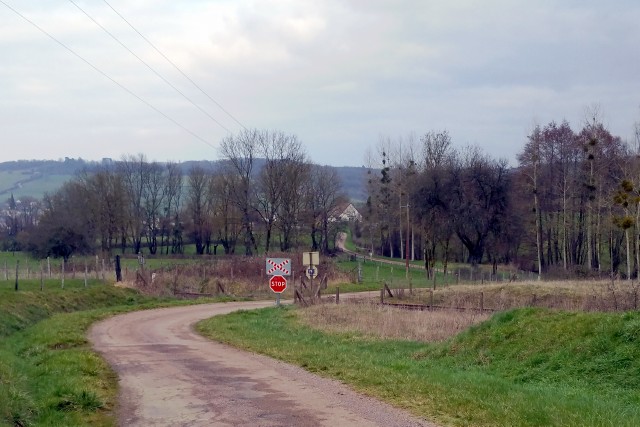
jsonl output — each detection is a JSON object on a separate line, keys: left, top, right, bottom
{"left": 0, "top": 159, "right": 369, "bottom": 203}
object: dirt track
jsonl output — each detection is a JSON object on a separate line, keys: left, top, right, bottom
{"left": 89, "top": 301, "right": 433, "bottom": 426}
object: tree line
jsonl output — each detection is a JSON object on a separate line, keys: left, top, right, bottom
{"left": 1, "top": 129, "right": 346, "bottom": 259}
{"left": 361, "top": 114, "right": 640, "bottom": 279}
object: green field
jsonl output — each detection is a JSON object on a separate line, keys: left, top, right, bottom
{"left": 0, "top": 171, "right": 71, "bottom": 200}
{"left": 332, "top": 257, "right": 464, "bottom": 293}
{"left": 197, "top": 306, "right": 640, "bottom": 426}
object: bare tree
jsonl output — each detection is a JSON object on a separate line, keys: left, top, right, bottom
{"left": 421, "top": 130, "right": 452, "bottom": 170}
{"left": 210, "top": 172, "right": 241, "bottom": 254}
{"left": 278, "top": 161, "right": 311, "bottom": 252}
{"left": 412, "top": 130, "right": 455, "bottom": 276}
{"left": 255, "top": 131, "right": 307, "bottom": 253}
{"left": 306, "top": 165, "right": 344, "bottom": 255}
{"left": 29, "top": 181, "right": 96, "bottom": 259}
{"left": 142, "top": 161, "right": 166, "bottom": 254}
{"left": 219, "top": 129, "right": 259, "bottom": 255}
{"left": 118, "top": 154, "right": 149, "bottom": 254}
{"left": 163, "top": 162, "right": 183, "bottom": 254}
{"left": 186, "top": 165, "right": 212, "bottom": 255}
{"left": 450, "top": 147, "right": 511, "bottom": 265}
{"left": 518, "top": 125, "right": 544, "bottom": 278}
{"left": 78, "top": 165, "right": 126, "bottom": 253}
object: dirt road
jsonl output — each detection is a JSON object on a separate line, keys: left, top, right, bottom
{"left": 89, "top": 301, "right": 433, "bottom": 426}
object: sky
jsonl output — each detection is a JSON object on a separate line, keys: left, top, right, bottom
{"left": 1, "top": 0, "right": 639, "bottom": 167}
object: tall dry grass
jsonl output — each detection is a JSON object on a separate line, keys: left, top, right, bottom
{"left": 414, "top": 279, "right": 640, "bottom": 312}
{"left": 298, "top": 302, "right": 490, "bottom": 342}
{"left": 297, "top": 279, "right": 640, "bottom": 344}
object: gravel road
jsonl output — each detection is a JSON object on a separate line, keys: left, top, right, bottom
{"left": 89, "top": 301, "right": 435, "bottom": 426}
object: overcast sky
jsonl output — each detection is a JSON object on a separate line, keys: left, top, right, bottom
{"left": 1, "top": 0, "right": 639, "bottom": 167}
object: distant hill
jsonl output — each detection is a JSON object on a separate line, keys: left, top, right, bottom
{"left": 333, "top": 166, "right": 369, "bottom": 202}
{"left": 0, "top": 159, "right": 369, "bottom": 203}
{"left": 0, "top": 158, "right": 97, "bottom": 200}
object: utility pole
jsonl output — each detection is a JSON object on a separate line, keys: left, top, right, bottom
{"left": 400, "top": 200, "right": 410, "bottom": 283}
{"left": 405, "top": 203, "right": 410, "bottom": 279}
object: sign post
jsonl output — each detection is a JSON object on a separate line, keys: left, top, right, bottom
{"left": 303, "top": 251, "right": 320, "bottom": 299}
{"left": 269, "top": 275, "right": 287, "bottom": 306}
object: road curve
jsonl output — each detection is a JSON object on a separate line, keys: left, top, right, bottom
{"left": 89, "top": 301, "right": 433, "bottom": 427}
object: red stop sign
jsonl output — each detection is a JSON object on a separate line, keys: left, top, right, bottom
{"left": 269, "top": 275, "right": 287, "bottom": 293}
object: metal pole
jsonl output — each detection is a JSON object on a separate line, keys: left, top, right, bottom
{"left": 405, "top": 203, "right": 410, "bottom": 280}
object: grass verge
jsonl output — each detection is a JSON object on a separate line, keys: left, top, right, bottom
{"left": 197, "top": 306, "right": 640, "bottom": 426}
{"left": 0, "top": 284, "right": 231, "bottom": 426}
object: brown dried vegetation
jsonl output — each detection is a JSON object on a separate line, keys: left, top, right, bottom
{"left": 130, "top": 255, "right": 346, "bottom": 298}
{"left": 298, "top": 302, "right": 490, "bottom": 342}
{"left": 298, "top": 279, "right": 640, "bottom": 343}
{"left": 416, "top": 279, "right": 640, "bottom": 312}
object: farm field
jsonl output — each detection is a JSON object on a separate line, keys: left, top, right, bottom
{"left": 0, "top": 171, "right": 71, "bottom": 199}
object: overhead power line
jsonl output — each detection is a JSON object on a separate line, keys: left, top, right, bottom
{"left": 101, "top": 0, "right": 248, "bottom": 131}
{"left": 0, "top": 0, "right": 217, "bottom": 150}
{"left": 67, "top": 0, "right": 232, "bottom": 134}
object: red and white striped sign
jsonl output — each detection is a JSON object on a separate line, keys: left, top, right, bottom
{"left": 266, "top": 258, "right": 291, "bottom": 276}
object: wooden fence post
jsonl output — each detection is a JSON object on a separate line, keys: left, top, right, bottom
{"left": 14, "top": 260, "right": 19, "bottom": 291}
{"left": 480, "top": 292, "right": 484, "bottom": 312}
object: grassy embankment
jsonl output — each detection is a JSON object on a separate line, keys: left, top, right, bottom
{"left": 0, "top": 277, "right": 228, "bottom": 426}
{"left": 197, "top": 305, "right": 640, "bottom": 426}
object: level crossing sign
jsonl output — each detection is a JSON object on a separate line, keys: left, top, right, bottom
{"left": 265, "top": 258, "right": 291, "bottom": 276}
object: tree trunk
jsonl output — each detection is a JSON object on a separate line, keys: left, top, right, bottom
{"left": 626, "top": 228, "right": 631, "bottom": 280}
{"left": 562, "top": 179, "right": 568, "bottom": 271}
{"left": 534, "top": 159, "right": 543, "bottom": 279}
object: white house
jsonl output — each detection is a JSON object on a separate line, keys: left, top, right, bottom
{"left": 329, "top": 203, "right": 362, "bottom": 222}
